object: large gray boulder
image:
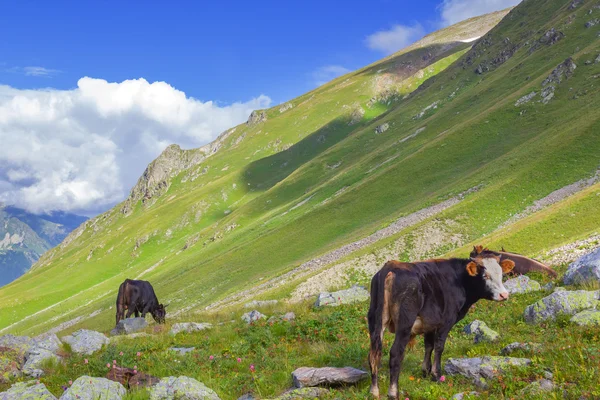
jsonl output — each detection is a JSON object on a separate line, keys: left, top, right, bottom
{"left": 169, "top": 322, "right": 213, "bottom": 335}
{"left": 445, "top": 356, "right": 531, "bottom": 387}
{"left": 291, "top": 366, "right": 368, "bottom": 388}
{"left": 110, "top": 318, "right": 148, "bottom": 336}
{"left": 22, "top": 348, "right": 60, "bottom": 378}
{"left": 31, "top": 333, "right": 62, "bottom": 354}
{"left": 61, "top": 330, "right": 109, "bottom": 355}
{"left": 241, "top": 311, "right": 267, "bottom": 324}
{"left": 314, "top": 286, "right": 370, "bottom": 307}
{"left": 463, "top": 320, "right": 499, "bottom": 343}
{"left": 570, "top": 309, "right": 600, "bottom": 326}
{"left": 0, "top": 380, "right": 57, "bottom": 399}
{"left": 523, "top": 290, "right": 600, "bottom": 323}
{"left": 150, "top": 376, "right": 220, "bottom": 400}
{"left": 504, "top": 276, "right": 541, "bottom": 294}
{"left": 564, "top": 248, "right": 600, "bottom": 285}
{"left": 59, "top": 376, "right": 126, "bottom": 400}
{"left": 0, "top": 334, "right": 32, "bottom": 353}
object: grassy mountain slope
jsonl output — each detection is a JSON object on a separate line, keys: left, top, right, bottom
{"left": 2, "top": 1, "right": 600, "bottom": 338}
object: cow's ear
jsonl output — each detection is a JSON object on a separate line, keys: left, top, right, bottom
{"left": 500, "top": 259, "right": 515, "bottom": 274}
{"left": 466, "top": 261, "right": 479, "bottom": 276}
{"left": 474, "top": 245, "right": 484, "bottom": 254}
{"left": 163, "top": 304, "right": 169, "bottom": 308}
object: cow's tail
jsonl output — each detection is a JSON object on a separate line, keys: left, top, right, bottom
{"left": 368, "top": 269, "right": 388, "bottom": 396}
{"left": 115, "top": 279, "right": 129, "bottom": 325}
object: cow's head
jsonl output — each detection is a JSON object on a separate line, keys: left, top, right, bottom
{"left": 466, "top": 246, "right": 515, "bottom": 301}
{"left": 152, "top": 304, "right": 167, "bottom": 324}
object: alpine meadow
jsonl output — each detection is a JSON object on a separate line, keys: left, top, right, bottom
{"left": 1, "top": 0, "right": 600, "bottom": 399}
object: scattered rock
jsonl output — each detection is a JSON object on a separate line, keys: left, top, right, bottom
{"left": 241, "top": 310, "right": 267, "bottom": 324}
{"left": 523, "top": 290, "right": 600, "bottom": 323}
{"left": 247, "top": 110, "right": 267, "bottom": 126}
{"left": 585, "top": 19, "right": 599, "bottom": 28}
{"left": 169, "top": 322, "right": 213, "bottom": 335}
{"left": 541, "top": 58, "right": 577, "bottom": 104}
{"left": 569, "top": 0, "right": 582, "bottom": 10}
{"left": 22, "top": 348, "right": 60, "bottom": 377}
{"left": 374, "top": 123, "right": 389, "bottom": 134}
{"left": 445, "top": 357, "right": 531, "bottom": 387}
{"left": 0, "top": 380, "right": 57, "bottom": 399}
{"left": 243, "top": 300, "right": 278, "bottom": 308}
{"left": 463, "top": 320, "right": 499, "bottom": 343}
{"left": 314, "top": 285, "right": 370, "bottom": 307}
{"left": 169, "top": 347, "right": 196, "bottom": 355}
{"left": 292, "top": 366, "right": 368, "bottom": 388}
{"left": 106, "top": 365, "right": 160, "bottom": 389}
{"left": 267, "top": 312, "right": 296, "bottom": 324}
{"left": 537, "top": 28, "right": 564, "bottom": 47}
{"left": 453, "top": 392, "right": 479, "bottom": 400}
{"left": 515, "top": 92, "right": 537, "bottom": 106}
{"left": 60, "top": 376, "right": 126, "bottom": 400}
{"left": 150, "top": 376, "right": 220, "bottom": 400}
{"left": 542, "top": 282, "right": 555, "bottom": 291}
{"left": 279, "top": 103, "right": 293, "bottom": 113}
{"left": 544, "top": 371, "right": 554, "bottom": 380}
{"left": 348, "top": 106, "right": 365, "bottom": 125}
{"left": 519, "top": 379, "right": 555, "bottom": 396}
{"left": 570, "top": 309, "right": 600, "bottom": 326}
{"left": 415, "top": 101, "right": 439, "bottom": 119}
{"left": 110, "top": 318, "right": 148, "bottom": 336}
{"left": 265, "top": 388, "right": 330, "bottom": 400}
{"left": 504, "top": 276, "right": 541, "bottom": 294}
{"left": 500, "top": 342, "right": 542, "bottom": 355}
{"left": 564, "top": 247, "right": 600, "bottom": 285}
{"left": 61, "top": 330, "right": 109, "bottom": 355}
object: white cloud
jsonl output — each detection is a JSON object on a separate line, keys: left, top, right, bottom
{"left": 0, "top": 77, "right": 271, "bottom": 214}
{"left": 440, "top": 0, "right": 521, "bottom": 26}
{"left": 23, "top": 66, "right": 61, "bottom": 77}
{"left": 365, "top": 23, "right": 425, "bottom": 55}
{"left": 312, "top": 65, "right": 351, "bottom": 87}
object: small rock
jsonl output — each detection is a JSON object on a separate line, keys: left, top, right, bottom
{"left": 585, "top": 19, "right": 599, "bottom": 28}
{"left": 523, "top": 290, "right": 600, "bottom": 323}
{"left": 291, "top": 366, "right": 368, "bottom": 388}
{"left": 500, "top": 342, "right": 542, "bottom": 355}
{"left": 150, "top": 376, "right": 220, "bottom": 400}
{"left": 348, "top": 106, "right": 365, "bottom": 125}
{"left": 515, "top": 92, "right": 537, "bottom": 106}
{"left": 247, "top": 110, "right": 267, "bottom": 126}
{"left": 570, "top": 309, "right": 600, "bottom": 326}
{"left": 519, "top": 378, "right": 555, "bottom": 396}
{"left": 169, "top": 347, "right": 195, "bottom": 355}
{"left": 60, "top": 376, "right": 126, "bottom": 400}
{"left": 314, "top": 285, "right": 370, "bottom": 307}
{"left": 278, "top": 103, "right": 293, "bottom": 113}
{"left": 169, "top": 322, "right": 213, "bottom": 335}
{"left": 453, "top": 392, "right": 479, "bottom": 400}
{"left": 265, "top": 388, "right": 330, "bottom": 400}
{"left": 445, "top": 356, "right": 531, "bottom": 387}
{"left": 268, "top": 312, "right": 296, "bottom": 324}
{"left": 564, "top": 247, "right": 600, "bottom": 285}
{"left": 243, "top": 300, "right": 278, "bottom": 309}
{"left": 374, "top": 123, "right": 389, "bottom": 134}
{"left": 110, "top": 318, "right": 148, "bottom": 336}
{"left": 463, "top": 320, "right": 499, "bottom": 343}
{"left": 237, "top": 394, "right": 255, "bottom": 400}
{"left": 22, "top": 348, "right": 60, "bottom": 377}
{"left": 544, "top": 371, "right": 554, "bottom": 380}
{"left": 61, "top": 330, "right": 109, "bottom": 355}
{"left": 0, "top": 380, "right": 57, "bottom": 399}
{"left": 542, "top": 282, "right": 555, "bottom": 291}
{"left": 241, "top": 310, "right": 267, "bottom": 324}
{"left": 504, "top": 276, "right": 541, "bottom": 294}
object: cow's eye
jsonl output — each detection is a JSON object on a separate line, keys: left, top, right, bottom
{"left": 483, "top": 274, "right": 490, "bottom": 280}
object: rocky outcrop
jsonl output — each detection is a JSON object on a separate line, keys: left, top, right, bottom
{"left": 314, "top": 286, "right": 370, "bottom": 307}
{"left": 60, "top": 376, "right": 126, "bottom": 400}
{"left": 169, "top": 322, "right": 213, "bottom": 335}
{"left": 515, "top": 92, "right": 536, "bottom": 106}
{"left": 61, "top": 330, "right": 109, "bottom": 355}
{"left": 504, "top": 276, "right": 541, "bottom": 294}
{"left": 110, "top": 318, "right": 148, "bottom": 336}
{"left": 415, "top": 101, "right": 439, "bottom": 119}
{"left": 563, "top": 247, "right": 600, "bottom": 285}
{"left": 463, "top": 320, "right": 499, "bottom": 343}
{"left": 500, "top": 342, "right": 542, "bottom": 355}
{"left": 445, "top": 356, "right": 531, "bottom": 387}
{"left": 241, "top": 310, "right": 267, "bottom": 324}
{"left": 247, "top": 110, "right": 267, "bottom": 125}
{"left": 523, "top": 290, "right": 600, "bottom": 323}
{"left": 348, "top": 106, "right": 365, "bottom": 125}
{"left": 150, "top": 376, "right": 220, "bottom": 400}
{"left": 22, "top": 347, "right": 60, "bottom": 378}
{"left": 585, "top": 19, "right": 599, "bottom": 28}
{"left": 374, "top": 123, "right": 389, "bottom": 134}
{"left": 570, "top": 309, "right": 600, "bottom": 326}
{"left": 0, "top": 380, "right": 57, "bottom": 399}
{"left": 540, "top": 58, "right": 576, "bottom": 104}
{"left": 278, "top": 103, "right": 293, "bottom": 113}
{"left": 291, "top": 366, "right": 368, "bottom": 388}
{"left": 530, "top": 28, "right": 564, "bottom": 53}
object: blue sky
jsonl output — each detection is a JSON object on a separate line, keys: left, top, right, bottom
{"left": 0, "top": 0, "right": 519, "bottom": 215}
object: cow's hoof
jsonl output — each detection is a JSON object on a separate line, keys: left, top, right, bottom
{"left": 370, "top": 386, "right": 380, "bottom": 399}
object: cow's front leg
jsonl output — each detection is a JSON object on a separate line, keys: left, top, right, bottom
{"left": 388, "top": 326, "right": 414, "bottom": 400}
{"left": 431, "top": 330, "right": 449, "bottom": 382}
{"left": 422, "top": 332, "right": 435, "bottom": 377}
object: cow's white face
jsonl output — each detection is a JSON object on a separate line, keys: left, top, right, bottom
{"left": 481, "top": 258, "right": 510, "bottom": 301}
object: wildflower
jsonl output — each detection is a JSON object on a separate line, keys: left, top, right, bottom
{"left": 209, "top": 355, "right": 214, "bottom": 360}
{"left": 113, "top": 359, "right": 116, "bottom": 364}
{"left": 61, "top": 385, "right": 68, "bottom": 391}
{"left": 134, "top": 365, "right": 137, "bottom": 369}
{"left": 409, "top": 376, "right": 415, "bottom": 381}
{"left": 134, "top": 369, "right": 137, "bottom": 374}
{"left": 250, "top": 364, "right": 255, "bottom": 372}
{"left": 237, "top": 357, "right": 242, "bottom": 363}
{"left": 84, "top": 359, "right": 88, "bottom": 364}
{"left": 439, "top": 375, "right": 446, "bottom": 382}
{"left": 69, "top": 380, "right": 73, "bottom": 385}
{"left": 106, "top": 363, "right": 111, "bottom": 368}
{"left": 119, "top": 351, "right": 124, "bottom": 356}
{"left": 137, "top": 351, "right": 142, "bottom": 357}
{"left": 113, "top": 364, "right": 117, "bottom": 369}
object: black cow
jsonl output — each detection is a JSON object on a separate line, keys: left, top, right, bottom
{"left": 367, "top": 249, "right": 515, "bottom": 399}
{"left": 115, "top": 279, "right": 167, "bottom": 325}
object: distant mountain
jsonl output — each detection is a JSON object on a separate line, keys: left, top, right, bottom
{"left": 0, "top": 205, "right": 87, "bottom": 287}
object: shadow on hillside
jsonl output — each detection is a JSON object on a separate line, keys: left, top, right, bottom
{"left": 241, "top": 115, "right": 366, "bottom": 191}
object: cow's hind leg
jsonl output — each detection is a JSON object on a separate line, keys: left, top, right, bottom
{"left": 422, "top": 332, "right": 435, "bottom": 377}
{"left": 368, "top": 318, "right": 383, "bottom": 398}
{"left": 388, "top": 312, "right": 418, "bottom": 400}
{"left": 431, "top": 329, "right": 450, "bottom": 381}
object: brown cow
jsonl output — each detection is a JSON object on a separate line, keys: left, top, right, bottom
{"left": 115, "top": 279, "right": 166, "bottom": 325}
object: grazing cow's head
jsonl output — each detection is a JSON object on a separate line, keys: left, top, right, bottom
{"left": 466, "top": 247, "right": 515, "bottom": 301}
{"left": 152, "top": 304, "right": 167, "bottom": 324}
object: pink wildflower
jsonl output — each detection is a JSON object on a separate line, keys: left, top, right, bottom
{"left": 84, "top": 359, "right": 88, "bottom": 364}
{"left": 106, "top": 363, "right": 111, "bottom": 368}
{"left": 209, "top": 355, "right": 214, "bottom": 360}
{"left": 134, "top": 369, "right": 137, "bottom": 374}
{"left": 250, "top": 364, "right": 255, "bottom": 372}
{"left": 137, "top": 352, "right": 142, "bottom": 357}
{"left": 68, "top": 380, "right": 73, "bottom": 385}
{"left": 134, "top": 365, "right": 137, "bottom": 369}
{"left": 237, "top": 357, "right": 242, "bottom": 363}
{"left": 119, "top": 351, "right": 123, "bottom": 356}
{"left": 439, "top": 375, "right": 446, "bottom": 382}
{"left": 113, "top": 364, "right": 116, "bottom": 369}
{"left": 112, "top": 360, "right": 116, "bottom": 364}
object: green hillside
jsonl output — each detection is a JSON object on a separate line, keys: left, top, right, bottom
{"left": 1, "top": 0, "right": 600, "bottom": 342}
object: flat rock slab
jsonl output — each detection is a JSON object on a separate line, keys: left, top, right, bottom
{"left": 170, "top": 322, "right": 213, "bottom": 335}
{"left": 150, "top": 376, "right": 221, "bottom": 400}
{"left": 570, "top": 309, "right": 600, "bottom": 326}
{"left": 504, "top": 276, "right": 541, "bottom": 294}
{"left": 523, "top": 290, "right": 600, "bottom": 323}
{"left": 564, "top": 247, "right": 600, "bottom": 285}
{"left": 60, "top": 376, "right": 126, "bottom": 400}
{"left": 292, "top": 366, "right": 368, "bottom": 388}
{"left": 23, "top": 348, "right": 60, "bottom": 378}
{"left": 30, "top": 333, "right": 62, "bottom": 354}
{"left": 0, "top": 380, "right": 57, "bottom": 399}
{"left": 445, "top": 356, "right": 531, "bottom": 387}
{"left": 241, "top": 311, "right": 267, "bottom": 324}
{"left": 61, "top": 330, "right": 109, "bottom": 355}
{"left": 169, "top": 347, "right": 196, "bottom": 355}
{"left": 463, "top": 320, "right": 499, "bottom": 343}
{"left": 314, "top": 286, "right": 369, "bottom": 307}
{"left": 110, "top": 318, "right": 148, "bottom": 336}
{"left": 264, "top": 388, "right": 330, "bottom": 399}
{"left": 500, "top": 342, "right": 542, "bottom": 355}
